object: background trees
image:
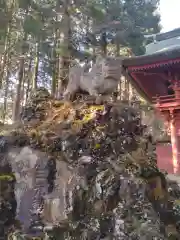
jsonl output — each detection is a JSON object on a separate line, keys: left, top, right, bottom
{"left": 0, "top": 0, "right": 161, "bottom": 123}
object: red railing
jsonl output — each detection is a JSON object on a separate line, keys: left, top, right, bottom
{"left": 152, "top": 94, "right": 177, "bottom": 104}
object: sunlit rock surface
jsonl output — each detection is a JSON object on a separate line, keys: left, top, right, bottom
{"left": 0, "top": 88, "right": 180, "bottom": 239}
{"left": 7, "top": 147, "right": 49, "bottom": 231}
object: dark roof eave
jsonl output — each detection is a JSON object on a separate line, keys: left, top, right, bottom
{"left": 150, "top": 27, "right": 180, "bottom": 42}
{"left": 122, "top": 48, "right": 180, "bottom": 68}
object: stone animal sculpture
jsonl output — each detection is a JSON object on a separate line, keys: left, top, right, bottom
{"left": 64, "top": 56, "right": 122, "bottom": 99}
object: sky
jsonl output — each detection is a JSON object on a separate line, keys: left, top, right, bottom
{"left": 160, "top": 0, "right": 180, "bottom": 32}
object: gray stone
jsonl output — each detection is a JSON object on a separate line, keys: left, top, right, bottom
{"left": 8, "top": 147, "right": 49, "bottom": 231}
{"left": 64, "top": 56, "right": 122, "bottom": 98}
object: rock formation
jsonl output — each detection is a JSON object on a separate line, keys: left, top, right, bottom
{"left": 1, "top": 88, "right": 180, "bottom": 239}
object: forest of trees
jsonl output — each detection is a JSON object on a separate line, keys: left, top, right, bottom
{"left": 0, "top": 0, "right": 161, "bottom": 123}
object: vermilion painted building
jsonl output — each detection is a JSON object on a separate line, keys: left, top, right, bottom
{"left": 122, "top": 28, "right": 180, "bottom": 175}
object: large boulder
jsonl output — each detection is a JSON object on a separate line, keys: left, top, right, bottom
{"left": 1, "top": 88, "right": 180, "bottom": 239}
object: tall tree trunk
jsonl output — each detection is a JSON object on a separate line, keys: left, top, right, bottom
{"left": 0, "top": 31, "right": 9, "bottom": 89}
{"left": 0, "top": 0, "right": 14, "bottom": 89}
{"left": 12, "top": 55, "right": 25, "bottom": 122}
{"left": 113, "top": 42, "right": 120, "bottom": 100}
{"left": 124, "top": 78, "right": 129, "bottom": 101}
{"left": 13, "top": 36, "right": 28, "bottom": 120}
{"left": 0, "top": 14, "right": 12, "bottom": 89}
{"left": 32, "top": 42, "right": 40, "bottom": 90}
{"left": 56, "top": 0, "right": 71, "bottom": 97}
{"left": 100, "top": 32, "right": 107, "bottom": 56}
{"left": 2, "top": 55, "right": 11, "bottom": 122}
{"left": 100, "top": 0, "right": 108, "bottom": 57}
{"left": 25, "top": 56, "right": 33, "bottom": 104}
{"left": 51, "top": 2, "right": 61, "bottom": 97}
{"left": 21, "top": 67, "right": 26, "bottom": 106}
{"left": 116, "top": 42, "right": 120, "bottom": 57}
{"left": 51, "top": 35, "right": 57, "bottom": 96}
{"left": 12, "top": 2, "right": 29, "bottom": 122}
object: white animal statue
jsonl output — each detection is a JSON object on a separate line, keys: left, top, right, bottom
{"left": 64, "top": 56, "right": 122, "bottom": 99}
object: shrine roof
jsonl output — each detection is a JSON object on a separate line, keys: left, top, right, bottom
{"left": 122, "top": 48, "right": 180, "bottom": 102}
{"left": 122, "top": 48, "right": 180, "bottom": 70}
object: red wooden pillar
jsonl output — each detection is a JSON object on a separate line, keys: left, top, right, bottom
{"left": 152, "top": 78, "right": 180, "bottom": 174}
{"left": 174, "top": 82, "right": 180, "bottom": 102}
{"left": 157, "top": 106, "right": 180, "bottom": 174}
{"left": 170, "top": 80, "right": 180, "bottom": 173}
{"left": 169, "top": 111, "right": 179, "bottom": 174}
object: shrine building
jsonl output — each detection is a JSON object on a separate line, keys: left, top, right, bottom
{"left": 122, "top": 28, "right": 180, "bottom": 175}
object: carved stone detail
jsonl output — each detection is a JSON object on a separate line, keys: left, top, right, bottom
{"left": 64, "top": 56, "right": 122, "bottom": 99}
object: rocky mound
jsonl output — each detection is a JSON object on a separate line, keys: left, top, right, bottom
{"left": 1, "top": 88, "right": 180, "bottom": 239}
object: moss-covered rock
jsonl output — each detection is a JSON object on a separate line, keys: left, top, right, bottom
{"left": 0, "top": 88, "right": 180, "bottom": 239}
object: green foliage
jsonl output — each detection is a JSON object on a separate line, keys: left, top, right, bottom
{"left": 88, "top": 4, "right": 105, "bottom": 22}
{"left": 0, "top": 0, "right": 162, "bottom": 122}
{"left": 84, "top": 0, "right": 161, "bottom": 56}
{"left": 18, "top": 0, "right": 32, "bottom": 9}
{"left": 23, "top": 16, "right": 42, "bottom": 35}
{"left": 126, "top": 29, "right": 146, "bottom": 55}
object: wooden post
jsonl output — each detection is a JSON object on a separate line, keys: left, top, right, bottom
{"left": 170, "top": 110, "right": 179, "bottom": 174}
